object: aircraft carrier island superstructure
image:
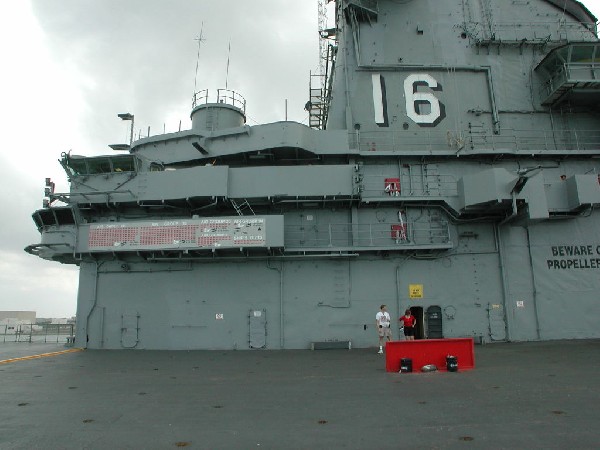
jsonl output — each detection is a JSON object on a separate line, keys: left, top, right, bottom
{"left": 27, "top": 0, "right": 600, "bottom": 349}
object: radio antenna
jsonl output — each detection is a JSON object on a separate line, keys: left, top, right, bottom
{"left": 225, "top": 40, "right": 231, "bottom": 90}
{"left": 193, "top": 23, "right": 205, "bottom": 96}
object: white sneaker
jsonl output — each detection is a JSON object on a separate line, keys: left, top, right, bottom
{"left": 377, "top": 349, "right": 383, "bottom": 354}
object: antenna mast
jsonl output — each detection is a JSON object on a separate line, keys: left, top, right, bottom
{"left": 318, "top": 0, "right": 328, "bottom": 79}
{"left": 193, "top": 23, "right": 205, "bottom": 96}
{"left": 225, "top": 40, "right": 231, "bottom": 90}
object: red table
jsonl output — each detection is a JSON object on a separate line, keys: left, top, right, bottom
{"left": 385, "top": 338, "right": 475, "bottom": 373}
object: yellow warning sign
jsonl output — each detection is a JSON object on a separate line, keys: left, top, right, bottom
{"left": 409, "top": 284, "right": 423, "bottom": 299}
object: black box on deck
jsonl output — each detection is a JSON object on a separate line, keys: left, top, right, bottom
{"left": 400, "top": 358, "right": 413, "bottom": 373}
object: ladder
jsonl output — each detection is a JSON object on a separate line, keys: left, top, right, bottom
{"left": 230, "top": 199, "right": 255, "bottom": 216}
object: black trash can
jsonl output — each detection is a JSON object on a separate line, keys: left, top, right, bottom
{"left": 400, "top": 358, "right": 413, "bottom": 373}
{"left": 446, "top": 355, "right": 458, "bottom": 372}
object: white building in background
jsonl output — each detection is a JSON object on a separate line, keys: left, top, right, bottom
{"left": 1, "top": 311, "right": 75, "bottom": 337}
{"left": 0, "top": 311, "right": 36, "bottom": 322}
{"left": 0, "top": 312, "right": 37, "bottom": 334}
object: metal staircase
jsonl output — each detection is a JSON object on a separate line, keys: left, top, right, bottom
{"left": 230, "top": 199, "right": 255, "bottom": 216}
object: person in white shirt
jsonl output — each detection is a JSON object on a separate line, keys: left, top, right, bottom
{"left": 375, "top": 304, "right": 392, "bottom": 354}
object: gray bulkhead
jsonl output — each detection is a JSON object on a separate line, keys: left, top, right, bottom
{"left": 74, "top": 212, "right": 600, "bottom": 349}
{"left": 29, "top": 0, "right": 600, "bottom": 349}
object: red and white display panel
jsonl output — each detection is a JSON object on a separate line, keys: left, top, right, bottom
{"left": 87, "top": 217, "right": 268, "bottom": 251}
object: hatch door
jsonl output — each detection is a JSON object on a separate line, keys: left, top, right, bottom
{"left": 488, "top": 303, "right": 507, "bottom": 341}
{"left": 121, "top": 312, "right": 139, "bottom": 348}
{"left": 249, "top": 309, "right": 267, "bottom": 349}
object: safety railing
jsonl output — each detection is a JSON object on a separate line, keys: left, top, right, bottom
{"left": 1, "top": 323, "right": 75, "bottom": 344}
{"left": 60, "top": 153, "right": 139, "bottom": 178}
{"left": 467, "top": 128, "right": 600, "bottom": 152}
{"left": 353, "top": 129, "right": 464, "bottom": 153}
{"left": 284, "top": 222, "right": 450, "bottom": 249}
{"left": 192, "top": 88, "right": 246, "bottom": 114}
{"left": 353, "top": 128, "right": 600, "bottom": 153}
{"left": 540, "top": 62, "right": 600, "bottom": 103}
{"left": 467, "top": 20, "right": 596, "bottom": 44}
{"left": 359, "top": 174, "right": 459, "bottom": 198}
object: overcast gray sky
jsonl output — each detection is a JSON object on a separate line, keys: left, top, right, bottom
{"left": 1, "top": 1, "right": 599, "bottom": 318}
{"left": 0, "top": 0, "right": 319, "bottom": 318}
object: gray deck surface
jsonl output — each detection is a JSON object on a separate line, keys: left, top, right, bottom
{"left": 1, "top": 340, "right": 599, "bottom": 449}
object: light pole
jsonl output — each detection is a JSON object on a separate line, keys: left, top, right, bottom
{"left": 118, "top": 113, "right": 135, "bottom": 145}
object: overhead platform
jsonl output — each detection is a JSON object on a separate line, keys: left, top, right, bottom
{"left": 536, "top": 42, "right": 600, "bottom": 106}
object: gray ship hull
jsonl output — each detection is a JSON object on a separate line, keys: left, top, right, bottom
{"left": 28, "top": 0, "right": 600, "bottom": 349}
{"left": 75, "top": 211, "right": 600, "bottom": 349}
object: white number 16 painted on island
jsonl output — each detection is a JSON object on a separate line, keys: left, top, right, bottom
{"left": 372, "top": 73, "right": 446, "bottom": 127}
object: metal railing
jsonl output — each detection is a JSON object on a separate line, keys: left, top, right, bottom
{"left": 353, "top": 129, "right": 465, "bottom": 153}
{"left": 467, "top": 20, "right": 597, "bottom": 44}
{"left": 284, "top": 222, "right": 450, "bottom": 249}
{"left": 353, "top": 128, "right": 600, "bottom": 153}
{"left": 467, "top": 128, "right": 600, "bottom": 152}
{"left": 540, "top": 62, "right": 600, "bottom": 102}
{"left": 192, "top": 88, "right": 247, "bottom": 114}
{"left": 360, "top": 174, "right": 459, "bottom": 198}
{"left": 1, "top": 323, "right": 75, "bottom": 344}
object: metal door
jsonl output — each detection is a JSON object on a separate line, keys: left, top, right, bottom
{"left": 426, "top": 305, "right": 443, "bottom": 338}
{"left": 488, "top": 303, "right": 507, "bottom": 342}
{"left": 121, "top": 312, "right": 139, "bottom": 348}
{"left": 249, "top": 309, "right": 267, "bottom": 349}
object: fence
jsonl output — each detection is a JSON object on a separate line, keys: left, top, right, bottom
{"left": 1, "top": 323, "right": 75, "bottom": 344}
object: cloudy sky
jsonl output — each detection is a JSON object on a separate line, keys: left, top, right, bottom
{"left": 0, "top": 0, "right": 319, "bottom": 318}
{"left": 1, "top": 0, "right": 599, "bottom": 318}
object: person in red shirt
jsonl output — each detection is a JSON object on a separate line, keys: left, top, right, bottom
{"left": 399, "top": 309, "right": 416, "bottom": 340}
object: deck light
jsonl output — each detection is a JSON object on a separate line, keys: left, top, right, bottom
{"left": 118, "top": 113, "right": 135, "bottom": 145}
